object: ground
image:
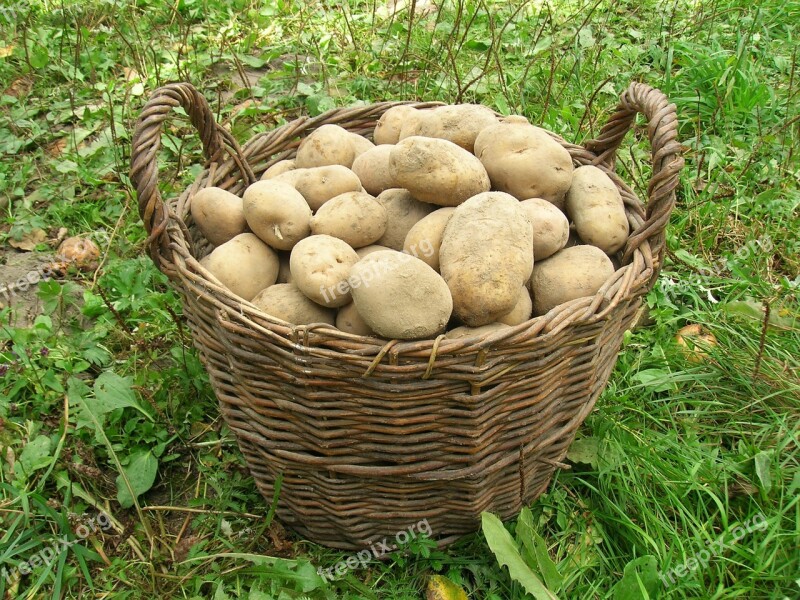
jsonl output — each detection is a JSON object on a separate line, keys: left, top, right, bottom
{"left": 0, "top": 0, "right": 798, "bottom": 599}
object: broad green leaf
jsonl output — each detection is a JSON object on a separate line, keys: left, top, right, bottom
{"left": 93, "top": 371, "right": 151, "bottom": 420}
{"left": 116, "top": 451, "right": 158, "bottom": 509}
{"left": 632, "top": 368, "right": 677, "bottom": 393}
{"left": 18, "top": 435, "right": 53, "bottom": 478}
{"left": 517, "top": 508, "right": 563, "bottom": 591}
{"left": 754, "top": 451, "right": 772, "bottom": 492}
{"left": 567, "top": 437, "right": 599, "bottom": 468}
{"left": 611, "top": 555, "right": 659, "bottom": 599}
{"left": 481, "top": 512, "right": 559, "bottom": 600}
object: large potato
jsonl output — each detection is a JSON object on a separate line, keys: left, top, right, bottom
{"left": 190, "top": 187, "right": 247, "bottom": 246}
{"left": 275, "top": 165, "right": 362, "bottom": 211}
{"left": 335, "top": 302, "right": 375, "bottom": 336}
{"left": 416, "top": 104, "right": 498, "bottom": 153}
{"left": 374, "top": 105, "right": 420, "bottom": 145}
{"left": 290, "top": 235, "right": 359, "bottom": 308}
{"left": 310, "top": 192, "right": 387, "bottom": 248}
{"left": 389, "top": 136, "right": 490, "bottom": 206}
{"left": 351, "top": 145, "right": 395, "bottom": 196}
{"left": 252, "top": 283, "right": 336, "bottom": 325}
{"left": 402, "top": 207, "right": 454, "bottom": 271}
{"left": 356, "top": 244, "right": 392, "bottom": 259}
{"left": 295, "top": 124, "right": 368, "bottom": 168}
{"left": 565, "top": 166, "right": 630, "bottom": 254}
{"left": 497, "top": 287, "right": 533, "bottom": 325}
{"left": 474, "top": 121, "right": 574, "bottom": 207}
{"left": 350, "top": 134, "right": 376, "bottom": 159}
{"left": 243, "top": 180, "right": 312, "bottom": 251}
{"left": 261, "top": 159, "right": 296, "bottom": 180}
{"left": 445, "top": 322, "right": 510, "bottom": 339}
{"left": 520, "top": 198, "right": 570, "bottom": 260}
{"left": 439, "top": 192, "right": 533, "bottom": 326}
{"left": 375, "top": 188, "right": 434, "bottom": 250}
{"left": 530, "top": 245, "right": 615, "bottom": 315}
{"left": 200, "top": 233, "right": 278, "bottom": 301}
{"left": 349, "top": 250, "right": 453, "bottom": 339}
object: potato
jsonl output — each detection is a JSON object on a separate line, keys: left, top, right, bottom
{"left": 336, "top": 302, "right": 376, "bottom": 336}
{"left": 310, "top": 192, "right": 387, "bottom": 248}
{"left": 349, "top": 250, "right": 453, "bottom": 339}
{"left": 243, "top": 180, "right": 312, "bottom": 251}
{"left": 290, "top": 235, "right": 359, "bottom": 308}
{"left": 530, "top": 245, "right": 615, "bottom": 315}
{"left": 397, "top": 109, "right": 436, "bottom": 140}
{"left": 374, "top": 105, "right": 420, "bottom": 145}
{"left": 356, "top": 244, "right": 393, "bottom": 259}
{"left": 274, "top": 165, "right": 362, "bottom": 211}
{"left": 375, "top": 188, "right": 435, "bottom": 250}
{"left": 474, "top": 122, "right": 574, "bottom": 207}
{"left": 351, "top": 145, "right": 395, "bottom": 196}
{"left": 416, "top": 104, "right": 498, "bottom": 153}
{"left": 350, "top": 133, "right": 375, "bottom": 159}
{"left": 498, "top": 287, "right": 533, "bottom": 325}
{"left": 402, "top": 207, "right": 454, "bottom": 271}
{"left": 565, "top": 165, "right": 630, "bottom": 254}
{"left": 520, "top": 198, "right": 570, "bottom": 260}
{"left": 252, "top": 283, "right": 336, "bottom": 325}
{"left": 295, "top": 124, "right": 358, "bottom": 168}
{"left": 190, "top": 187, "right": 247, "bottom": 246}
{"left": 439, "top": 192, "right": 533, "bottom": 326}
{"left": 389, "top": 137, "right": 490, "bottom": 206}
{"left": 445, "top": 322, "right": 510, "bottom": 340}
{"left": 261, "top": 159, "right": 296, "bottom": 180}
{"left": 200, "top": 233, "right": 279, "bottom": 301}
{"left": 276, "top": 252, "right": 292, "bottom": 284}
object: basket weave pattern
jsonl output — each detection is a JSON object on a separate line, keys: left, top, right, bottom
{"left": 130, "top": 83, "right": 683, "bottom": 550}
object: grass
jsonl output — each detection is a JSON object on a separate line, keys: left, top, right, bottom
{"left": 0, "top": 0, "right": 798, "bottom": 598}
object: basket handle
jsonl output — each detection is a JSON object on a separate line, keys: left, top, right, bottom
{"left": 583, "top": 82, "right": 684, "bottom": 264}
{"left": 130, "top": 82, "right": 253, "bottom": 264}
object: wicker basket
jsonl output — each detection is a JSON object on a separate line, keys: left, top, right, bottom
{"left": 130, "top": 82, "right": 683, "bottom": 550}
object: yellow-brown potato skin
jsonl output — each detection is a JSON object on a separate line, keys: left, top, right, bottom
{"left": 349, "top": 250, "right": 453, "bottom": 340}
{"left": 519, "top": 198, "right": 570, "bottom": 261}
{"left": 439, "top": 192, "right": 534, "bottom": 326}
{"left": 274, "top": 166, "right": 362, "bottom": 211}
{"left": 310, "top": 192, "right": 388, "bottom": 248}
{"left": 375, "top": 188, "right": 435, "bottom": 250}
{"left": 374, "top": 105, "right": 420, "bottom": 145}
{"left": 199, "top": 233, "right": 279, "bottom": 301}
{"left": 474, "top": 122, "right": 574, "bottom": 208}
{"left": 565, "top": 166, "right": 630, "bottom": 254}
{"left": 402, "top": 207, "right": 455, "bottom": 271}
{"left": 190, "top": 187, "right": 248, "bottom": 246}
{"left": 389, "top": 137, "right": 490, "bottom": 207}
{"left": 261, "top": 159, "right": 296, "bottom": 180}
{"left": 289, "top": 235, "right": 359, "bottom": 308}
{"left": 335, "top": 302, "right": 376, "bottom": 336}
{"left": 295, "top": 124, "right": 357, "bottom": 168}
{"left": 243, "top": 180, "right": 312, "bottom": 251}
{"left": 252, "top": 283, "right": 336, "bottom": 325}
{"left": 351, "top": 145, "right": 395, "bottom": 196}
{"left": 530, "top": 245, "right": 615, "bottom": 315}
{"left": 415, "top": 104, "right": 498, "bottom": 153}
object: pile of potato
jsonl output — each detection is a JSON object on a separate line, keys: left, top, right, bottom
{"left": 191, "top": 103, "right": 629, "bottom": 341}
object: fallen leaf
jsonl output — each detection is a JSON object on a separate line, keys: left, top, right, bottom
{"left": 3, "top": 76, "right": 32, "bottom": 98}
{"left": 0, "top": 45, "right": 14, "bottom": 58}
{"left": 675, "top": 324, "right": 718, "bottom": 363}
{"left": 426, "top": 575, "right": 468, "bottom": 600}
{"left": 9, "top": 228, "right": 47, "bottom": 251}
{"left": 45, "top": 138, "right": 67, "bottom": 157}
